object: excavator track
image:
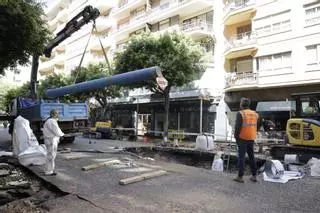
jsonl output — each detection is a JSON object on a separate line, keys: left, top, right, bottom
{"left": 270, "top": 145, "right": 320, "bottom": 163}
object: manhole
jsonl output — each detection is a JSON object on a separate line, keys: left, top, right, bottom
{"left": 125, "top": 146, "right": 265, "bottom": 174}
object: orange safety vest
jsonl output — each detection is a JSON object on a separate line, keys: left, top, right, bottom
{"left": 239, "top": 109, "right": 259, "bottom": 140}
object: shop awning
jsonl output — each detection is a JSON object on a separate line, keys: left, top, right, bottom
{"left": 256, "top": 101, "right": 296, "bottom": 112}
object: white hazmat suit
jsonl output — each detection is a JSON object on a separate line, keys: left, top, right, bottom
{"left": 43, "top": 118, "right": 64, "bottom": 175}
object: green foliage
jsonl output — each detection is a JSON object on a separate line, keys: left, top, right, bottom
{"left": 0, "top": 0, "right": 51, "bottom": 73}
{"left": 38, "top": 73, "right": 76, "bottom": 103}
{"left": 114, "top": 31, "right": 205, "bottom": 92}
{"left": 3, "top": 83, "right": 29, "bottom": 112}
{"left": 70, "top": 63, "right": 121, "bottom": 106}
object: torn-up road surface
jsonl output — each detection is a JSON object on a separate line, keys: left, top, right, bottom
{"left": 21, "top": 139, "right": 320, "bottom": 213}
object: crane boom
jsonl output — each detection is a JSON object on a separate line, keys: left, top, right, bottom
{"left": 30, "top": 5, "right": 100, "bottom": 99}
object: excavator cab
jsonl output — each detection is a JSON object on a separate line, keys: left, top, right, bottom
{"left": 287, "top": 92, "right": 320, "bottom": 147}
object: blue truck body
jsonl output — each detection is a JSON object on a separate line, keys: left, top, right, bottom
{"left": 19, "top": 102, "right": 89, "bottom": 122}
{"left": 13, "top": 98, "right": 89, "bottom": 143}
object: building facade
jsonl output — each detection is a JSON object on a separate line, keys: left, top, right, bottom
{"left": 220, "top": 0, "right": 320, "bottom": 130}
{"left": 41, "top": 0, "right": 320, "bottom": 134}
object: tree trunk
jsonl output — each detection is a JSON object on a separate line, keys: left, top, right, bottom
{"left": 163, "top": 86, "right": 171, "bottom": 143}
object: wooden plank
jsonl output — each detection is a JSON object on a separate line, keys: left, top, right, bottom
{"left": 135, "top": 162, "right": 162, "bottom": 169}
{"left": 119, "top": 170, "right": 167, "bottom": 185}
{"left": 60, "top": 148, "right": 72, "bottom": 153}
{"left": 64, "top": 156, "right": 83, "bottom": 160}
{"left": 81, "top": 160, "right": 120, "bottom": 171}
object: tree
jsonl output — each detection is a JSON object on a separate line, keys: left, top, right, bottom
{"left": 0, "top": 80, "right": 15, "bottom": 111}
{"left": 3, "top": 83, "right": 30, "bottom": 112}
{"left": 70, "top": 63, "right": 122, "bottom": 107}
{"left": 38, "top": 73, "right": 76, "bottom": 103}
{"left": 0, "top": 0, "right": 51, "bottom": 74}
{"left": 114, "top": 32, "right": 205, "bottom": 142}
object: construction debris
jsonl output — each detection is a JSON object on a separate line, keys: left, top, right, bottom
{"left": 0, "top": 169, "right": 10, "bottom": 177}
{"left": 119, "top": 170, "right": 167, "bottom": 185}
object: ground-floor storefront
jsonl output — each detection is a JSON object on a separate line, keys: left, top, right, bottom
{"left": 224, "top": 84, "right": 320, "bottom": 131}
{"left": 91, "top": 98, "right": 218, "bottom": 138}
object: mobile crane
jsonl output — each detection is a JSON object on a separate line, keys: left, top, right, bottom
{"left": 8, "top": 5, "right": 100, "bottom": 143}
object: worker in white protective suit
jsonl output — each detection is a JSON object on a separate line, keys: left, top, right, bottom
{"left": 43, "top": 109, "right": 64, "bottom": 176}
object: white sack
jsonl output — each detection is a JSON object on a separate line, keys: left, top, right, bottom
{"left": 211, "top": 152, "right": 224, "bottom": 172}
{"left": 12, "top": 116, "right": 47, "bottom": 166}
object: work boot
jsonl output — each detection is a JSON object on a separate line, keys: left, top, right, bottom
{"left": 250, "top": 176, "right": 257, "bottom": 182}
{"left": 233, "top": 176, "right": 244, "bottom": 183}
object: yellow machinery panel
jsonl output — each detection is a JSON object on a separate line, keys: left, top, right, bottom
{"left": 95, "top": 121, "right": 112, "bottom": 129}
{"left": 287, "top": 119, "right": 320, "bottom": 147}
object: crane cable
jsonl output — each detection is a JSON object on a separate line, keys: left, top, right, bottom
{"left": 73, "top": 20, "right": 111, "bottom": 84}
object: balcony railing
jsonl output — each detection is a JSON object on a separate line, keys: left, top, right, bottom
{"left": 118, "top": 22, "right": 130, "bottom": 31}
{"left": 180, "top": 20, "right": 213, "bottom": 34}
{"left": 305, "top": 14, "right": 320, "bottom": 26}
{"left": 225, "top": 72, "right": 257, "bottom": 87}
{"left": 224, "top": 0, "right": 256, "bottom": 14}
{"left": 130, "top": 12, "right": 147, "bottom": 24}
{"left": 113, "top": 0, "right": 138, "bottom": 12}
{"left": 225, "top": 31, "right": 257, "bottom": 51}
{"left": 150, "top": 0, "right": 191, "bottom": 15}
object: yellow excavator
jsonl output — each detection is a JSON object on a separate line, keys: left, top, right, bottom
{"left": 271, "top": 92, "right": 320, "bottom": 162}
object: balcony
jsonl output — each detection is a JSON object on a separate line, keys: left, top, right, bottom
{"left": 180, "top": 20, "right": 213, "bottom": 39}
{"left": 95, "top": 16, "right": 112, "bottom": 32}
{"left": 57, "top": 8, "right": 68, "bottom": 23}
{"left": 53, "top": 54, "right": 65, "bottom": 66}
{"left": 89, "top": 0, "right": 116, "bottom": 14}
{"left": 112, "top": 0, "right": 145, "bottom": 20}
{"left": 305, "top": 13, "right": 320, "bottom": 27}
{"left": 130, "top": 12, "right": 148, "bottom": 25}
{"left": 39, "top": 60, "right": 55, "bottom": 74}
{"left": 225, "top": 31, "right": 257, "bottom": 59}
{"left": 225, "top": 72, "right": 258, "bottom": 89}
{"left": 45, "top": 0, "right": 68, "bottom": 18}
{"left": 90, "top": 36, "right": 112, "bottom": 51}
{"left": 148, "top": 0, "right": 213, "bottom": 23}
{"left": 224, "top": 0, "right": 256, "bottom": 25}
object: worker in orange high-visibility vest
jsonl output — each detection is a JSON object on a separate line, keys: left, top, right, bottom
{"left": 233, "top": 98, "right": 259, "bottom": 183}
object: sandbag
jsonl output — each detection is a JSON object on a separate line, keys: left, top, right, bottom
{"left": 195, "top": 135, "right": 214, "bottom": 151}
{"left": 211, "top": 152, "right": 224, "bottom": 172}
{"left": 307, "top": 157, "right": 320, "bottom": 177}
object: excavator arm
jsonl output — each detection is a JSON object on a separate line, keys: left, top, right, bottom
{"left": 30, "top": 5, "right": 100, "bottom": 99}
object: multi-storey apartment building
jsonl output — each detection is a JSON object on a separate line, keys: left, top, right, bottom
{"left": 40, "top": 0, "right": 320, "bottom": 134}
{"left": 41, "top": 0, "right": 219, "bottom": 135}
{"left": 220, "top": 0, "right": 320, "bottom": 129}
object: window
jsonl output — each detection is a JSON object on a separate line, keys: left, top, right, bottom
{"left": 254, "top": 11, "right": 291, "bottom": 36}
{"left": 306, "top": 44, "right": 320, "bottom": 67}
{"left": 152, "top": 15, "right": 179, "bottom": 32}
{"left": 257, "top": 52, "right": 291, "bottom": 71}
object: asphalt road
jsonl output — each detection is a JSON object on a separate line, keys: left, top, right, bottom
{"left": 1, "top": 128, "right": 320, "bottom": 213}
